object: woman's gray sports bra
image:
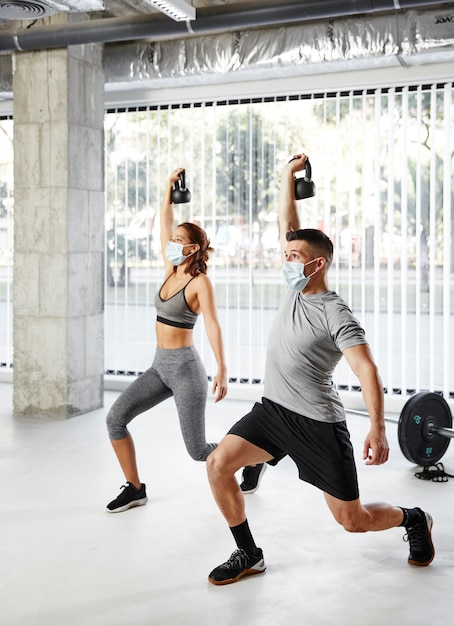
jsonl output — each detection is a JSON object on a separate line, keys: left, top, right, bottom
{"left": 155, "top": 275, "right": 198, "bottom": 329}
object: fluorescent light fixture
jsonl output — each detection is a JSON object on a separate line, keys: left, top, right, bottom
{"left": 143, "top": 0, "right": 196, "bottom": 22}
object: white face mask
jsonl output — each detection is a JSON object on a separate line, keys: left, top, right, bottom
{"left": 166, "top": 240, "right": 196, "bottom": 266}
{"left": 283, "top": 259, "right": 319, "bottom": 291}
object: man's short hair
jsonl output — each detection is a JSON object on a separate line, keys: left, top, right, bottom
{"left": 286, "top": 228, "right": 333, "bottom": 267}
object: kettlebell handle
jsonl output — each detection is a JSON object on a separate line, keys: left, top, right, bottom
{"left": 179, "top": 170, "right": 187, "bottom": 190}
{"left": 288, "top": 156, "right": 312, "bottom": 180}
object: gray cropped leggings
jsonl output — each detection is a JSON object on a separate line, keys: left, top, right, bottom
{"left": 106, "top": 346, "right": 216, "bottom": 461}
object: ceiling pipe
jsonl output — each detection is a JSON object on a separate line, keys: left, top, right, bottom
{"left": 0, "top": 0, "right": 450, "bottom": 53}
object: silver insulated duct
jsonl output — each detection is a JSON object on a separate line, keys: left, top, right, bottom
{"left": 103, "top": 8, "right": 454, "bottom": 90}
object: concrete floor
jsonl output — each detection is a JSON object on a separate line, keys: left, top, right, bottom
{"left": 1, "top": 383, "right": 454, "bottom": 626}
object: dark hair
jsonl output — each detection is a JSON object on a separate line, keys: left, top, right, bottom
{"left": 286, "top": 228, "right": 333, "bottom": 267}
{"left": 176, "top": 222, "right": 214, "bottom": 276}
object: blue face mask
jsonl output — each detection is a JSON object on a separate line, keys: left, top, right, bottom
{"left": 166, "top": 240, "right": 196, "bottom": 266}
{"left": 283, "top": 259, "right": 318, "bottom": 291}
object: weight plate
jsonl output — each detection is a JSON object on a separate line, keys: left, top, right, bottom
{"left": 398, "top": 392, "right": 452, "bottom": 465}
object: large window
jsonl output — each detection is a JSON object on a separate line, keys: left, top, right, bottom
{"left": 105, "top": 84, "right": 454, "bottom": 399}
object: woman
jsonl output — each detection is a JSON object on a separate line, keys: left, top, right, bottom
{"left": 106, "top": 168, "right": 228, "bottom": 513}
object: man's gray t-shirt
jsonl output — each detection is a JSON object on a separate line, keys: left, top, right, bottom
{"left": 264, "top": 289, "right": 368, "bottom": 423}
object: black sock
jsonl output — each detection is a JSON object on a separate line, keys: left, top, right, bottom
{"left": 398, "top": 507, "right": 420, "bottom": 527}
{"left": 230, "top": 520, "right": 260, "bottom": 556}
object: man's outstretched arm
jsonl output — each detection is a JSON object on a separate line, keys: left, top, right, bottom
{"left": 278, "top": 153, "right": 308, "bottom": 257}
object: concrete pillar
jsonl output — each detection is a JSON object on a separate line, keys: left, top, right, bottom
{"left": 12, "top": 24, "right": 105, "bottom": 418}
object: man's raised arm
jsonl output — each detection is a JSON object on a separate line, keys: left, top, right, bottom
{"left": 278, "top": 154, "right": 308, "bottom": 257}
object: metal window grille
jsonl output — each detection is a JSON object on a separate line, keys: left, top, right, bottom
{"left": 0, "top": 84, "right": 452, "bottom": 401}
{"left": 104, "top": 83, "right": 454, "bottom": 399}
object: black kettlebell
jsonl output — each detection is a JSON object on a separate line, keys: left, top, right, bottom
{"left": 171, "top": 170, "right": 191, "bottom": 204}
{"left": 291, "top": 158, "right": 316, "bottom": 200}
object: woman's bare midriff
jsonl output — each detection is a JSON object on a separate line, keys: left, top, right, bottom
{"left": 156, "top": 321, "right": 194, "bottom": 349}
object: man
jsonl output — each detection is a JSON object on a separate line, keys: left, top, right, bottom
{"left": 205, "top": 153, "right": 434, "bottom": 586}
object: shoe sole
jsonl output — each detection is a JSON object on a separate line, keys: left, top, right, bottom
{"left": 106, "top": 496, "right": 148, "bottom": 514}
{"left": 241, "top": 464, "right": 268, "bottom": 495}
{"left": 208, "top": 565, "right": 266, "bottom": 586}
{"left": 408, "top": 512, "right": 434, "bottom": 567}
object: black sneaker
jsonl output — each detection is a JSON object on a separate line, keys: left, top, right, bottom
{"left": 240, "top": 464, "right": 267, "bottom": 494}
{"left": 403, "top": 507, "right": 434, "bottom": 566}
{"left": 106, "top": 482, "right": 148, "bottom": 513}
{"left": 208, "top": 548, "right": 266, "bottom": 586}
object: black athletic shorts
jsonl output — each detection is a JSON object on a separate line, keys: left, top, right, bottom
{"left": 228, "top": 397, "right": 359, "bottom": 501}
